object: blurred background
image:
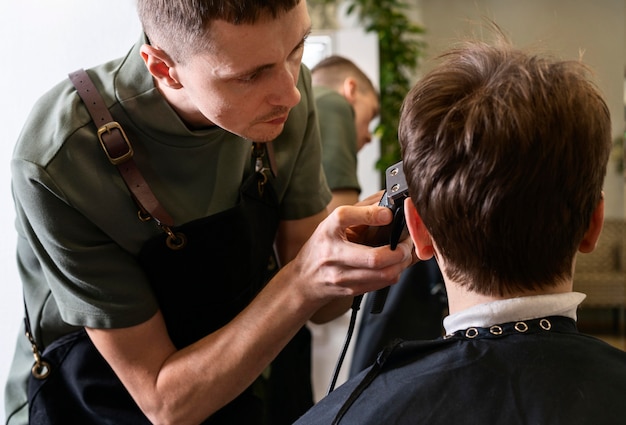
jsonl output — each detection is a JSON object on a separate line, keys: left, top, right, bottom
{"left": 1, "top": 0, "right": 624, "bottom": 417}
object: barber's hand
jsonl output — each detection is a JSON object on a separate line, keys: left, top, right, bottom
{"left": 347, "top": 190, "right": 388, "bottom": 245}
{"left": 289, "top": 204, "right": 414, "bottom": 305}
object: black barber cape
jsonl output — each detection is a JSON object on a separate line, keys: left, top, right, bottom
{"left": 294, "top": 316, "right": 626, "bottom": 425}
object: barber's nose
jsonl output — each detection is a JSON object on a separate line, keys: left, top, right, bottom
{"left": 268, "top": 65, "right": 301, "bottom": 108}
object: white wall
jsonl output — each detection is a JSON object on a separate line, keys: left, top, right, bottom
{"left": 0, "top": 1, "right": 141, "bottom": 420}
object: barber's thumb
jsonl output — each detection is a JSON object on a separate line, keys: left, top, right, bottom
{"left": 371, "top": 206, "right": 393, "bottom": 226}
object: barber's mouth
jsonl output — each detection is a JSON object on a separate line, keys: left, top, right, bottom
{"left": 264, "top": 115, "right": 288, "bottom": 125}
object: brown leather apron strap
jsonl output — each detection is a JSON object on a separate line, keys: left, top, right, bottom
{"left": 68, "top": 69, "right": 175, "bottom": 227}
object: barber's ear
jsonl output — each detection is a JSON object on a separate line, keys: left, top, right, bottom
{"left": 578, "top": 195, "right": 605, "bottom": 253}
{"left": 404, "top": 198, "right": 435, "bottom": 260}
{"left": 341, "top": 77, "right": 358, "bottom": 103}
{"left": 140, "top": 44, "right": 183, "bottom": 89}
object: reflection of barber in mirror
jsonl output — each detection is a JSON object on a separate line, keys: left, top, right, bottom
{"left": 311, "top": 55, "right": 380, "bottom": 211}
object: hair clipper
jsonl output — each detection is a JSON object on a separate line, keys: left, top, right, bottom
{"left": 365, "top": 161, "right": 409, "bottom": 313}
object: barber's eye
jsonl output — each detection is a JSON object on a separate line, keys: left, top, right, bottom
{"left": 239, "top": 72, "right": 259, "bottom": 83}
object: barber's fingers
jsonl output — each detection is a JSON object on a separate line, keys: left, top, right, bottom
{"left": 316, "top": 243, "right": 413, "bottom": 297}
{"left": 397, "top": 235, "right": 419, "bottom": 265}
{"left": 328, "top": 204, "right": 393, "bottom": 232}
{"left": 293, "top": 206, "right": 414, "bottom": 300}
{"left": 315, "top": 206, "right": 412, "bottom": 271}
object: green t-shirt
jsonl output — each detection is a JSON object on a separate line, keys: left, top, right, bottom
{"left": 5, "top": 35, "right": 330, "bottom": 424}
{"left": 314, "top": 86, "right": 361, "bottom": 193}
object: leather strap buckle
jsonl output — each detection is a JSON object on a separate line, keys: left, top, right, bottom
{"left": 97, "top": 121, "right": 134, "bottom": 165}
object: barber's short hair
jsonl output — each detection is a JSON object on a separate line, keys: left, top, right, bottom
{"left": 399, "top": 29, "right": 611, "bottom": 296}
{"left": 136, "top": 0, "right": 300, "bottom": 62}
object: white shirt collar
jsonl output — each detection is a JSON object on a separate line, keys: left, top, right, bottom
{"left": 443, "top": 292, "right": 586, "bottom": 335}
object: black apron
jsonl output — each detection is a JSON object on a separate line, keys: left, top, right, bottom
{"left": 137, "top": 162, "right": 314, "bottom": 424}
{"left": 28, "top": 160, "right": 313, "bottom": 424}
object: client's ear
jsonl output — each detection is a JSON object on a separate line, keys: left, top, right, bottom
{"left": 578, "top": 195, "right": 605, "bottom": 254}
{"left": 404, "top": 198, "right": 435, "bottom": 260}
